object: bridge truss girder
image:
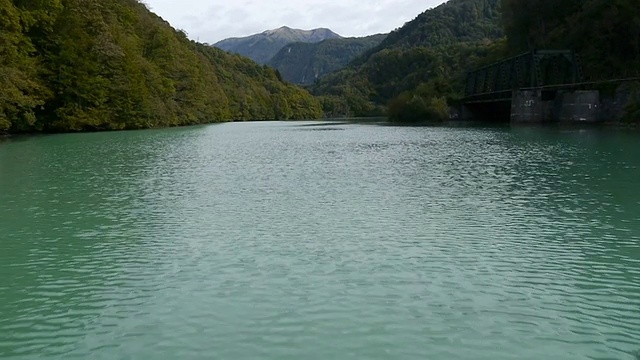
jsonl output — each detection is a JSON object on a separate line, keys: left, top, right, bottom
{"left": 464, "top": 50, "right": 584, "bottom": 99}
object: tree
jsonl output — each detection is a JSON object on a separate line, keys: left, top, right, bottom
{"left": 0, "top": 0, "right": 322, "bottom": 134}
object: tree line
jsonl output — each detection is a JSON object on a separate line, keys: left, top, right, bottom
{"left": 312, "top": 0, "right": 504, "bottom": 120}
{"left": 0, "top": 0, "right": 322, "bottom": 133}
{"left": 312, "top": 0, "right": 639, "bottom": 122}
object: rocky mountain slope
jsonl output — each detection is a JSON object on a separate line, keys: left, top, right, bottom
{"left": 214, "top": 26, "right": 342, "bottom": 64}
{"left": 267, "top": 34, "right": 386, "bottom": 85}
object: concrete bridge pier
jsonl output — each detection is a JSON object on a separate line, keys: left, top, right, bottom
{"left": 510, "top": 90, "right": 551, "bottom": 123}
{"left": 556, "top": 91, "right": 601, "bottom": 123}
{"left": 461, "top": 49, "right": 603, "bottom": 124}
{"left": 511, "top": 90, "right": 600, "bottom": 123}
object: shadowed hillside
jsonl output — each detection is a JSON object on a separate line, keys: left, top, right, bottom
{"left": 267, "top": 34, "right": 386, "bottom": 85}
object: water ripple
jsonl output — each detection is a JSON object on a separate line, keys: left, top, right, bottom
{"left": 0, "top": 123, "right": 639, "bottom": 359}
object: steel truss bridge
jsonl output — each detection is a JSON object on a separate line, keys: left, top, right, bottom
{"left": 462, "top": 50, "right": 584, "bottom": 104}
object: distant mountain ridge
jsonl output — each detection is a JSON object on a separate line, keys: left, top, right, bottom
{"left": 214, "top": 26, "right": 343, "bottom": 64}
{"left": 268, "top": 34, "right": 387, "bottom": 85}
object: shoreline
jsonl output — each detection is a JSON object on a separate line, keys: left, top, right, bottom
{"left": 0, "top": 117, "right": 637, "bottom": 137}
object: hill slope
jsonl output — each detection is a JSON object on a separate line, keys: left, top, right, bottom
{"left": 214, "top": 26, "right": 343, "bottom": 64}
{"left": 0, "top": 0, "right": 322, "bottom": 133}
{"left": 502, "top": 0, "right": 640, "bottom": 80}
{"left": 374, "top": 0, "right": 502, "bottom": 50}
{"left": 267, "top": 34, "right": 386, "bottom": 85}
{"left": 312, "top": 0, "right": 503, "bottom": 117}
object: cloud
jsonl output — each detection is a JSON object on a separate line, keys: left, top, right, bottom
{"left": 144, "top": 0, "right": 444, "bottom": 43}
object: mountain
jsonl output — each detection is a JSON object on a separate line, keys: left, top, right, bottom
{"left": 0, "top": 0, "right": 322, "bottom": 134}
{"left": 214, "top": 26, "right": 343, "bottom": 64}
{"left": 312, "top": 0, "right": 504, "bottom": 118}
{"left": 372, "top": 0, "right": 502, "bottom": 51}
{"left": 267, "top": 34, "right": 387, "bottom": 85}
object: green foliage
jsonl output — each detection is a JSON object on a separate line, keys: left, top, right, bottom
{"left": 0, "top": 0, "right": 321, "bottom": 134}
{"left": 0, "top": 0, "right": 51, "bottom": 132}
{"left": 620, "top": 83, "right": 640, "bottom": 123}
{"left": 501, "top": 0, "right": 640, "bottom": 80}
{"left": 313, "top": 41, "right": 505, "bottom": 117}
{"left": 312, "top": 0, "right": 504, "bottom": 119}
{"left": 387, "top": 79, "right": 453, "bottom": 123}
{"left": 267, "top": 34, "right": 386, "bottom": 85}
{"left": 315, "top": 0, "right": 639, "bottom": 122}
{"left": 388, "top": 93, "right": 449, "bottom": 123}
{"left": 623, "top": 101, "right": 640, "bottom": 124}
{"left": 375, "top": 0, "right": 502, "bottom": 50}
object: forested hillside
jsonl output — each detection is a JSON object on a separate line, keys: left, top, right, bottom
{"left": 372, "top": 0, "right": 502, "bottom": 51}
{"left": 214, "top": 27, "right": 342, "bottom": 65}
{"left": 501, "top": 0, "right": 640, "bottom": 80}
{"left": 312, "top": 0, "right": 503, "bottom": 118}
{"left": 267, "top": 35, "right": 386, "bottom": 85}
{"left": 0, "top": 0, "right": 322, "bottom": 134}
{"left": 313, "top": 0, "right": 639, "bottom": 121}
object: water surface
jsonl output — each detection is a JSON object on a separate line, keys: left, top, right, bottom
{"left": 1, "top": 122, "right": 639, "bottom": 359}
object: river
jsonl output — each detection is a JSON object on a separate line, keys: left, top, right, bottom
{"left": 0, "top": 121, "right": 639, "bottom": 359}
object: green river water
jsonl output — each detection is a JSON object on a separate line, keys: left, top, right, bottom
{"left": 0, "top": 121, "right": 639, "bottom": 359}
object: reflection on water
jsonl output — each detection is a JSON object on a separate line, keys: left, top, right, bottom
{"left": 0, "top": 122, "right": 639, "bottom": 360}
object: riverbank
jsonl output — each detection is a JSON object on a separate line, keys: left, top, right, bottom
{"left": 600, "top": 82, "right": 640, "bottom": 123}
{"left": 2, "top": 115, "right": 639, "bottom": 137}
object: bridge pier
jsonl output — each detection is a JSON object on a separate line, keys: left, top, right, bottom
{"left": 511, "top": 90, "right": 600, "bottom": 123}
{"left": 510, "top": 90, "right": 553, "bottom": 123}
{"left": 556, "top": 91, "right": 600, "bottom": 122}
{"left": 461, "top": 50, "right": 602, "bottom": 124}
{"left": 460, "top": 90, "right": 601, "bottom": 124}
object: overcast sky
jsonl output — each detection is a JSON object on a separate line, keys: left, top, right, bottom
{"left": 143, "top": 0, "right": 446, "bottom": 43}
